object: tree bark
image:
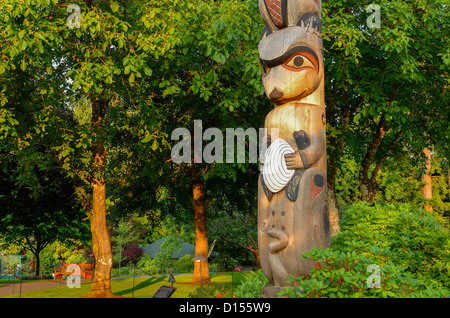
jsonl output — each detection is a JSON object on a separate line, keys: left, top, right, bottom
{"left": 87, "top": 98, "right": 114, "bottom": 297}
{"left": 422, "top": 148, "right": 433, "bottom": 211}
{"left": 327, "top": 170, "right": 341, "bottom": 236}
{"left": 191, "top": 163, "right": 210, "bottom": 285}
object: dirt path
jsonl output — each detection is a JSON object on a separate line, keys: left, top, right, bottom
{"left": 0, "top": 280, "right": 66, "bottom": 297}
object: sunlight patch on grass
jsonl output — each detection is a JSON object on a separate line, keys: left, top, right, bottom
{"left": 3, "top": 272, "right": 248, "bottom": 298}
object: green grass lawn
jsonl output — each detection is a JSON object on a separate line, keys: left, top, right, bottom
{"left": 2, "top": 272, "right": 249, "bottom": 298}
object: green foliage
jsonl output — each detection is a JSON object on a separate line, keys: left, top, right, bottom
{"left": 234, "top": 270, "right": 268, "bottom": 298}
{"left": 135, "top": 255, "right": 159, "bottom": 276}
{"left": 188, "top": 282, "right": 229, "bottom": 298}
{"left": 135, "top": 237, "right": 183, "bottom": 275}
{"left": 174, "top": 254, "right": 195, "bottom": 274}
{"left": 111, "top": 217, "right": 136, "bottom": 269}
{"left": 281, "top": 202, "right": 450, "bottom": 298}
{"left": 152, "top": 237, "right": 182, "bottom": 272}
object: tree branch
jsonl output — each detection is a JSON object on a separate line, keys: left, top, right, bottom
{"left": 370, "top": 131, "right": 404, "bottom": 184}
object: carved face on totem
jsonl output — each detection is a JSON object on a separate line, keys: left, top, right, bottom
{"left": 258, "top": 0, "right": 323, "bottom": 105}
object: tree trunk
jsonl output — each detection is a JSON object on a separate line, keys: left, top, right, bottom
{"left": 35, "top": 251, "right": 40, "bottom": 277}
{"left": 422, "top": 148, "right": 433, "bottom": 212}
{"left": 191, "top": 163, "right": 210, "bottom": 285}
{"left": 359, "top": 115, "right": 388, "bottom": 203}
{"left": 327, "top": 170, "right": 341, "bottom": 237}
{"left": 87, "top": 98, "right": 114, "bottom": 297}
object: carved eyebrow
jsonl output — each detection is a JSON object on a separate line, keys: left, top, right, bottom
{"left": 260, "top": 45, "right": 320, "bottom": 71}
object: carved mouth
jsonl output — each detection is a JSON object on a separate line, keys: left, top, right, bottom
{"left": 272, "top": 88, "right": 310, "bottom": 105}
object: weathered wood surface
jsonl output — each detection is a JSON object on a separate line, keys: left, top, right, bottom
{"left": 257, "top": 0, "right": 330, "bottom": 288}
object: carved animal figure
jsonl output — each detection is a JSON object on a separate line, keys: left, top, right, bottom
{"left": 257, "top": 0, "right": 330, "bottom": 288}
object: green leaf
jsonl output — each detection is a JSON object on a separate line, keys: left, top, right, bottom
{"left": 143, "top": 65, "right": 152, "bottom": 77}
{"left": 20, "top": 40, "right": 27, "bottom": 51}
{"left": 141, "top": 134, "right": 152, "bottom": 143}
{"left": 151, "top": 140, "right": 159, "bottom": 151}
{"left": 18, "top": 30, "right": 26, "bottom": 39}
{"left": 20, "top": 60, "right": 26, "bottom": 71}
{"left": 111, "top": 1, "right": 119, "bottom": 12}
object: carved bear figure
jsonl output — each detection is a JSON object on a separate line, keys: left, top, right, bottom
{"left": 257, "top": 0, "right": 330, "bottom": 289}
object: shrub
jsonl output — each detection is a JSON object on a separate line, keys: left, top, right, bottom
{"left": 234, "top": 269, "right": 269, "bottom": 298}
{"left": 280, "top": 243, "right": 448, "bottom": 298}
{"left": 121, "top": 244, "right": 144, "bottom": 265}
{"left": 174, "top": 254, "right": 194, "bottom": 273}
{"left": 136, "top": 255, "right": 159, "bottom": 276}
{"left": 66, "top": 253, "right": 87, "bottom": 265}
{"left": 188, "top": 282, "right": 229, "bottom": 298}
{"left": 280, "top": 202, "right": 450, "bottom": 298}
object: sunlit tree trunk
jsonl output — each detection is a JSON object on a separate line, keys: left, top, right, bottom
{"left": 87, "top": 98, "right": 114, "bottom": 297}
{"left": 422, "top": 148, "right": 433, "bottom": 212}
{"left": 191, "top": 163, "right": 210, "bottom": 285}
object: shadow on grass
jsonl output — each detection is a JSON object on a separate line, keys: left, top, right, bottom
{"left": 114, "top": 276, "right": 167, "bottom": 296}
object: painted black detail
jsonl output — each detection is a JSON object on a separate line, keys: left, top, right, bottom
{"left": 260, "top": 26, "right": 273, "bottom": 40}
{"left": 313, "top": 174, "right": 324, "bottom": 188}
{"left": 281, "top": 0, "right": 288, "bottom": 27}
{"left": 293, "top": 130, "right": 310, "bottom": 150}
{"left": 260, "top": 45, "right": 319, "bottom": 69}
{"left": 260, "top": 174, "right": 273, "bottom": 201}
{"left": 285, "top": 169, "right": 304, "bottom": 202}
{"left": 297, "top": 12, "right": 322, "bottom": 33}
{"left": 299, "top": 151, "right": 311, "bottom": 169}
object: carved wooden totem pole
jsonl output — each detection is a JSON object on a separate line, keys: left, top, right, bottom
{"left": 257, "top": 0, "right": 330, "bottom": 296}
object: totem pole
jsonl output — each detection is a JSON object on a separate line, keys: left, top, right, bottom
{"left": 257, "top": 0, "right": 330, "bottom": 296}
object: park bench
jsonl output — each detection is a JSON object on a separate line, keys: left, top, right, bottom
{"left": 53, "top": 263, "right": 94, "bottom": 281}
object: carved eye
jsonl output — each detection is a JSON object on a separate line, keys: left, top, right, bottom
{"left": 282, "top": 53, "right": 318, "bottom": 72}
{"left": 261, "top": 61, "right": 270, "bottom": 78}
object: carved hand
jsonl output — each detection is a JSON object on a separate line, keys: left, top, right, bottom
{"left": 284, "top": 151, "right": 302, "bottom": 170}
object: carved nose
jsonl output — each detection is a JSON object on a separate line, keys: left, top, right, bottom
{"left": 269, "top": 87, "right": 284, "bottom": 100}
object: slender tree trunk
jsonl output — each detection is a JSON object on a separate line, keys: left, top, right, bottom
{"left": 87, "top": 98, "right": 114, "bottom": 297}
{"left": 191, "top": 163, "right": 209, "bottom": 285}
{"left": 327, "top": 170, "right": 341, "bottom": 236}
{"left": 35, "top": 251, "right": 41, "bottom": 277}
{"left": 422, "top": 148, "right": 433, "bottom": 212}
{"left": 359, "top": 115, "right": 388, "bottom": 203}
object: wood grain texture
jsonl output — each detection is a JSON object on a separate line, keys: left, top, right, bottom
{"left": 258, "top": 0, "right": 329, "bottom": 287}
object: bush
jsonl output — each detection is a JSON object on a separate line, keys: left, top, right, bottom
{"left": 174, "top": 254, "right": 194, "bottom": 273}
{"left": 66, "top": 253, "right": 87, "bottom": 265}
{"left": 121, "top": 244, "right": 144, "bottom": 265}
{"left": 280, "top": 202, "right": 450, "bottom": 298}
{"left": 188, "top": 282, "right": 229, "bottom": 298}
{"left": 136, "top": 255, "right": 159, "bottom": 276}
{"left": 234, "top": 269, "right": 268, "bottom": 298}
